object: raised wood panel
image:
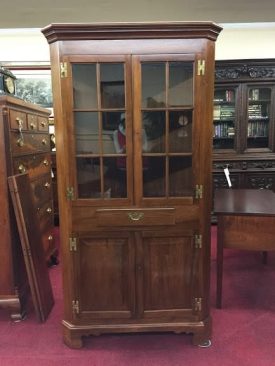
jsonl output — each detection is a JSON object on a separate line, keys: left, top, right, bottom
{"left": 142, "top": 234, "right": 194, "bottom": 311}
{"left": 74, "top": 233, "right": 135, "bottom": 319}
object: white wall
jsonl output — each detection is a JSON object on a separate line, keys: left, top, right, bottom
{"left": 0, "top": 23, "right": 275, "bottom": 64}
{"left": 216, "top": 23, "right": 275, "bottom": 60}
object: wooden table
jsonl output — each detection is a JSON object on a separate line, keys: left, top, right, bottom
{"left": 214, "top": 189, "right": 275, "bottom": 308}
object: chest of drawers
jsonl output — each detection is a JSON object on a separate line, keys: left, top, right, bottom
{"left": 0, "top": 95, "right": 56, "bottom": 320}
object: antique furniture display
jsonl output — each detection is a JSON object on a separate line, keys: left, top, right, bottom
{"left": 0, "top": 95, "right": 56, "bottom": 320}
{"left": 214, "top": 188, "right": 275, "bottom": 309}
{"left": 42, "top": 21, "right": 221, "bottom": 348}
{"left": 8, "top": 174, "right": 54, "bottom": 322}
{"left": 213, "top": 59, "right": 275, "bottom": 193}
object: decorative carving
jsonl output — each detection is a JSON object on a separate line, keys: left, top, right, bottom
{"left": 215, "top": 64, "right": 275, "bottom": 80}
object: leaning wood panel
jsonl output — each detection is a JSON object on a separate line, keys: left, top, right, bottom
{"left": 8, "top": 173, "right": 54, "bottom": 322}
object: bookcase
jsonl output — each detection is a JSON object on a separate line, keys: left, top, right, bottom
{"left": 213, "top": 59, "right": 275, "bottom": 192}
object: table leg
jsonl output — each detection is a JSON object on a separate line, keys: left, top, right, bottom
{"left": 216, "top": 217, "right": 224, "bottom": 309}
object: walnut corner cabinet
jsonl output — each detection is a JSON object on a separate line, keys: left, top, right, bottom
{"left": 0, "top": 95, "right": 56, "bottom": 320}
{"left": 42, "top": 21, "right": 222, "bottom": 348}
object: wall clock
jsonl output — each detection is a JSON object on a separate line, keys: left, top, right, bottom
{"left": 0, "top": 66, "right": 16, "bottom": 95}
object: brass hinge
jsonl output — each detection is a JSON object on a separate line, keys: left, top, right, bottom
{"left": 72, "top": 300, "right": 79, "bottom": 314}
{"left": 66, "top": 187, "right": 74, "bottom": 200}
{"left": 195, "top": 184, "right": 203, "bottom": 199}
{"left": 60, "top": 62, "right": 68, "bottom": 78}
{"left": 194, "top": 297, "right": 202, "bottom": 312}
{"left": 69, "top": 237, "right": 77, "bottom": 252}
{"left": 197, "top": 59, "right": 205, "bottom": 76}
{"left": 194, "top": 234, "right": 202, "bottom": 249}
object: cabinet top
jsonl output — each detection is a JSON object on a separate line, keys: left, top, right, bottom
{"left": 42, "top": 21, "right": 222, "bottom": 44}
{"left": 0, "top": 95, "right": 51, "bottom": 115}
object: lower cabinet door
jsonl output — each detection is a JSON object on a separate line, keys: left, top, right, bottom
{"left": 136, "top": 230, "right": 202, "bottom": 321}
{"left": 72, "top": 232, "right": 136, "bottom": 321}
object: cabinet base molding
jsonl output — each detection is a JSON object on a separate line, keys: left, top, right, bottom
{"left": 0, "top": 295, "right": 27, "bottom": 321}
{"left": 62, "top": 317, "right": 212, "bottom": 349}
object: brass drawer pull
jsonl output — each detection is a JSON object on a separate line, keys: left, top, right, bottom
{"left": 40, "top": 121, "right": 46, "bottom": 128}
{"left": 17, "top": 138, "right": 24, "bottom": 147}
{"left": 44, "top": 182, "right": 50, "bottom": 189}
{"left": 43, "top": 159, "right": 49, "bottom": 166}
{"left": 42, "top": 139, "right": 47, "bottom": 145}
{"left": 16, "top": 118, "right": 24, "bottom": 127}
{"left": 30, "top": 122, "right": 36, "bottom": 129}
{"left": 18, "top": 164, "right": 26, "bottom": 173}
{"left": 46, "top": 207, "right": 52, "bottom": 214}
{"left": 127, "top": 212, "right": 144, "bottom": 221}
{"left": 48, "top": 235, "right": 53, "bottom": 241}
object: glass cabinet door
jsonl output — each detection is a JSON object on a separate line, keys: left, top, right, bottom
{"left": 135, "top": 57, "right": 195, "bottom": 199}
{"left": 213, "top": 86, "right": 237, "bottom": 150}
{"left": 71, "top": 60, "right": 131, "bottom": 200}
{"left": 246, "top": 86, "right": 272, "bottom": 150}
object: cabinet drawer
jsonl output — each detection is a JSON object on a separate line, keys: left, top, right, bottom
{"left": 27, "top": 114, "right": 38, "bottom": 130}
{"left": 13, "top": 153, "right": 51, "bottom": 179}
{"left": 9, "top": 109, "right": 27, "bottom": 130}
{"left": 10, "top": 131, "right": 50, "bottom": 155}
{"left": 96, "top": 207, "right": 175, "bottom": 227}
{"left": 38, "top": 116, "right": 49, "bottom": 131}
{"left": 31, "top": 174, "right": 52, "bottom": 206}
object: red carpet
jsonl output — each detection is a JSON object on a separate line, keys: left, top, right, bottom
{"left": 1, "top": 226, "right": 275, "bottom": 366}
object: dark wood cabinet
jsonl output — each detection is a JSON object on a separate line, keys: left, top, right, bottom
{"left": 213, "top": 59, "right": 275, "bottom": 192}
{"left": 0, "top": 96, "right": 56, "bottom": 320}
{"left": 42, "top": 21, "right": 221, "bottom": 348}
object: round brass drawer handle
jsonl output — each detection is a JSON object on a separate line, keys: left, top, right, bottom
{"left": 46, "top": 207, "right": 52, "bottom": 214}
{"left": 30, "top": 122, "right": 36, "bottom": 129}
{"left": 44, "top": 182, "right": 50, "bottom": 189}
{"left": 18, "top": 164, "right": 26, "bottom": 173}
{"left": 42, "top": 139, "right": 47, "bottom": 145}
{"left": 48, "top": 235, "right": 53, "bottom": 241}
{"left": 43, "top": 159, "right": 49, "bottom": 166}
{"left": 40, "top": 121, "right": 46, "bottom": 127}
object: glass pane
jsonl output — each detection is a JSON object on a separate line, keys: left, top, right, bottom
{"left": 169, "top": 110, "right": 192, "bottom": 153}
{"left": 143, "top": 156, "right": 165, "bottom": 197}
{"left": 143, "top": 111, "right": 165, "bottom": 153}
{"left": 247, "top": 87, "right": 270, "bottom": 149}
{"left": 169, "top": 157, "right": 193, "bottom": 197}
{"left": 100, "top": 63, "right": 125, "bottom": 108}
{"left": 77, "top": 157, "right": 101, "bottom": 198}
{"left": 74, "top": 112, "right": 99, "bottom": 154}
{"left": 213, "top": 88, "right": 236, "bottom": 150}
{"left": 169, "top": 62, "right": 193, "bottom": 106}
{"left": 103, "top": 157, "right": 127, "bottom": 198}
{"left": 102, "top": 111, "right": 125, "bottom": 154}
{"left": 72, "top": 64, "right": 97, "bottom": 109}
{"left": 141, "top": 63, "right": 165, "bottom": 108}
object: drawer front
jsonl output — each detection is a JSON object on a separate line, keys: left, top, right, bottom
{"left": 13, "top": 153, "right": 51, "bottom": 179}
{"left": 27, "top": 114, "right": 38, "bottom": 130}
{"left": 9, "top": 109, "right": 27, "bottom": 130}
{"left": 31, "top": 174, "right": 52, "bottom": 207}
{"left": 38, "top": 116, "right": 49, "bottom": 132}
{"left": 10, "top": 131, "right": 50, "bottom": 155}
{"left": 96, "top": 207, "right": 176, "bottom": 227}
